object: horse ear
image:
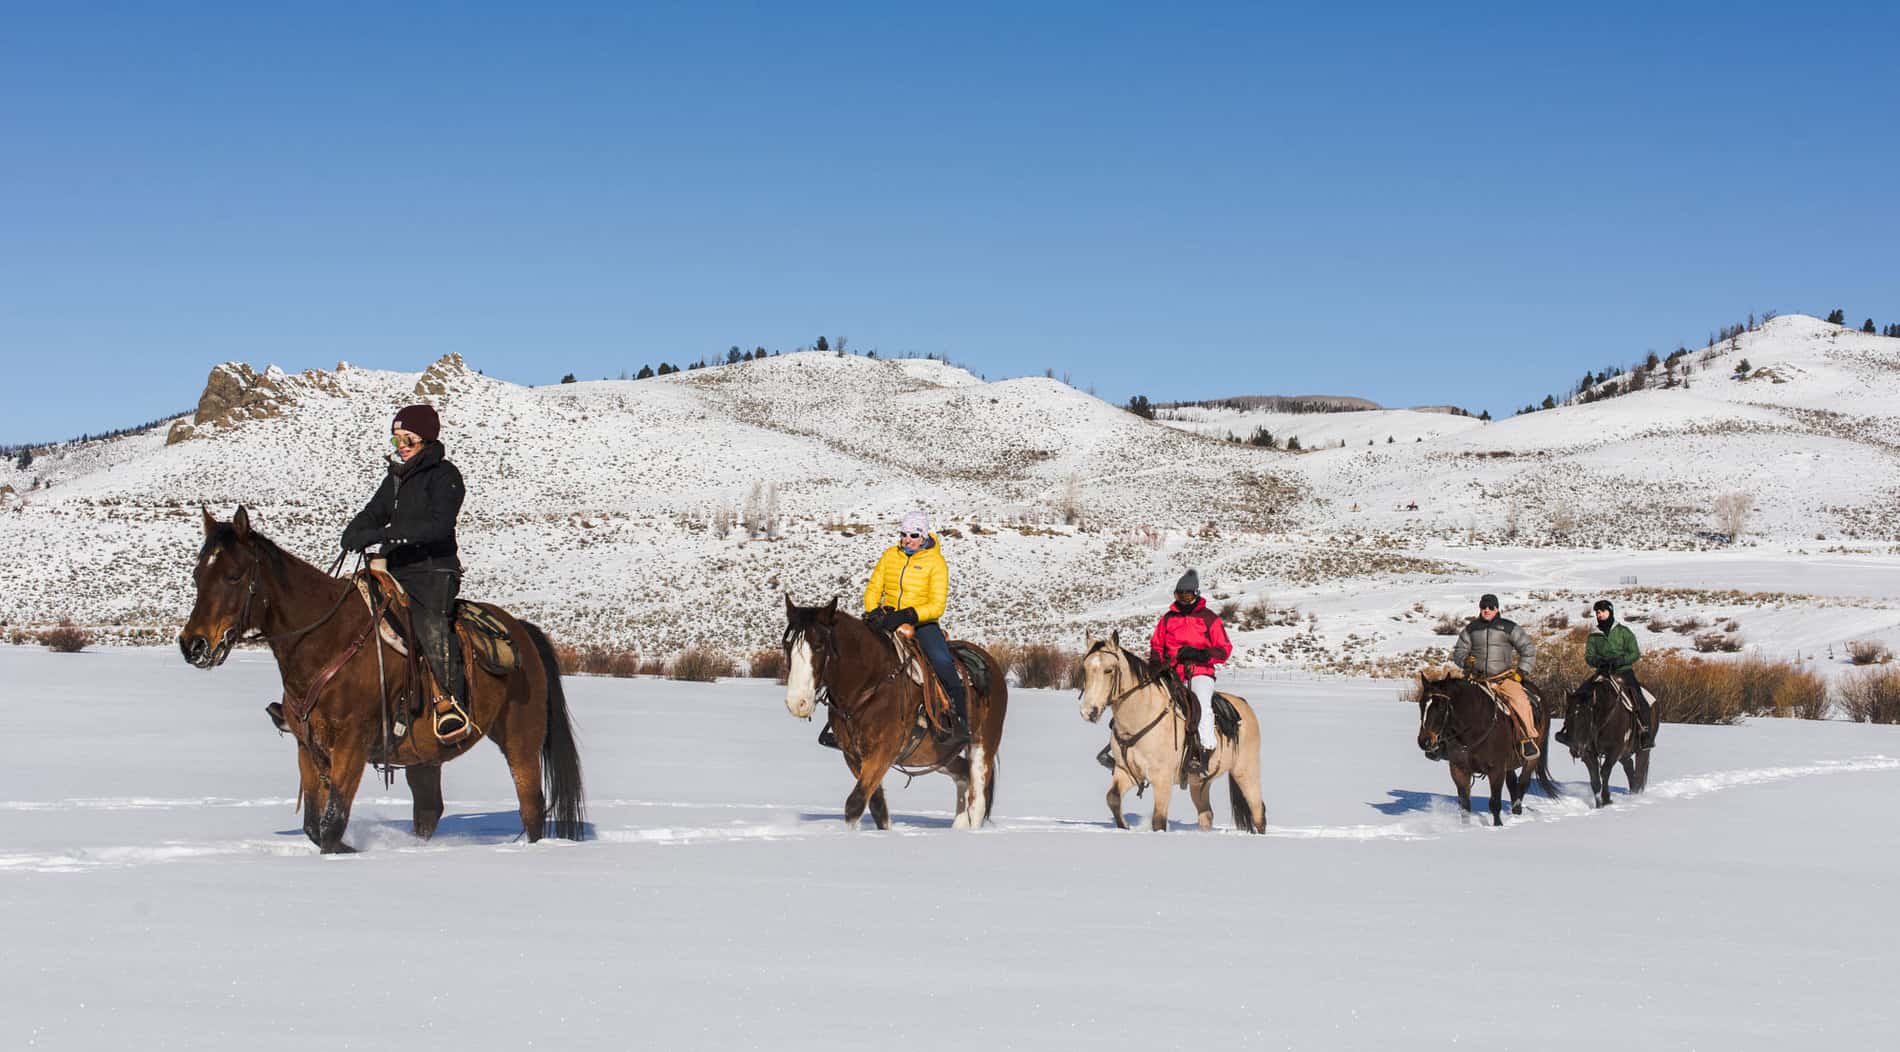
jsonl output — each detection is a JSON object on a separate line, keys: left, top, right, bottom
{"left": 1085, "top": 634, "right": 1098, "bottom": 649}
{"left": 826, "top": 596, "right": 838, "bottom": 614}
{"left": 201, "top": 506, "right": 217, "bottom": 536}
{"left": 232, "top": 505, "right": 252, "bottom": 538}
{"left": 785, "top": 593, "right": 796, "bottom": 616}
{"left": 1110, "top": 629, "right": 1121, "bottom": 647}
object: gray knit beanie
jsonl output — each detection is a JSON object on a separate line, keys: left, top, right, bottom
{"left": 1174, "top": 569, "right": 1200, "bottom": 594}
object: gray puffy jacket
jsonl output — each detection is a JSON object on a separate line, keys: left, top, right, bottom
{"left": 1451, "top": 616, "right": 1536, "bottom": 677}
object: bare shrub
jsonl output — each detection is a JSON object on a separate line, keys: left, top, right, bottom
{"left": 1712, "top": 492, "right": 1754, "bottom": 542}
{"left": 749, "top": 648, "right": 787, "bottom": 682}
{"left": 1668, "top": 616, "right": 1704, "bottom": 635}
{"left": 638, "top": 657, "right": 668, "bottom": 676}
{"left": 668, "top": 646, "right": 736, "bottom": 682}
{"left": 1542, "top": 611, "right": 1570, "bottom": 630}
{"left": 1837, "top": 666, "right": 1900, "bottom": 723}
{"left": 1735, "top": 656, "right": 1827, "bottom": 718}
{"left": 603, "top": 651, "right": 642, "bottom": 678}
{"left": 1549, "top": 506, "right": 1577, "bottom": 535}
{"left": 1010, "top": 643, "right": 1081, "bottom": 689}
{"left": 1531, "top": 627, "right": 1592, "bottom": 704}
{"left": 1432, "top": 613, "right": 1463, "bottom": 636}
{"left": 1693, "top": 631, "right": 1742, "bottom": 653}
{"left": 551, "top": 642, "right": 582, "bottom": 672}
{"left": 1846, "top": 640, "right": 1893, "bottom": 666}
{"left": 1640, "top": 653, "right": 1744, "bottom": 725}
{"left": 1218, "top": 599, "right": 1241, "bottom": 621}
{"left": 39, "top": 620, "right": 93, "bottom": 653}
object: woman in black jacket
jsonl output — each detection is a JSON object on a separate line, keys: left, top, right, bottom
{"left": 341, "top": 403, "right": 470, "bottom": 740}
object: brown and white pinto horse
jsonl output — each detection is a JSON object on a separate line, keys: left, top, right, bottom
{"left": 782, "top": 597, "right": 1007, "bottom": 830}
{"left": 179, "top": 507, "right": 585, "bottom": 852}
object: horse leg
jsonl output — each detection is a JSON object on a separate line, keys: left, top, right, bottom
{"left": 1597, "top": 755, "right": 1616, "bottom": 807}
{"left": 1487, "top": 768, "right": 1505, "bottom": 826}
{"left": 314, "top": 736, "right": 369, "bottom": 854}
{"left": 963, "top": 739, "right": 991, "bottom": 829}
{"left": 405, "top": 764, "right": 444, "bottom": 840}
{"left": 1107, "top": 766, "right": 1135, "bottom": 830}
{"left": 1148, "top": 777, "right": 1175, "bottom": 832}
{"left": 945, "top": 755, "right": 973, "bottom": 829}
{"left": 1507, "top": 766, "right": 1527, "bottom": 816}
{"left": 867, "top": 787, "right": 891, "bottom": 831}
{"left": 492, "top": 718, "right": 548, "bottom": 842}
{"left": 1188, "top": 775, "right": 1215, "bottom": 832}
{"left": 1450, "top": 764, "right": 1473, "bottom": 824}
{"left": 844, "top": 744, "right": 898, "bottom": 830}
{"left": 296, "top": 744, "right": 323, "bottom": 846}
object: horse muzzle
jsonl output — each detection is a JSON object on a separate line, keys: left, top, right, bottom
{"left": 179, "top": 631, "right": 234, "bottom": 670}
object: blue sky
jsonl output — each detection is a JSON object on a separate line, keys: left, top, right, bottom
{"left": 3, "top": 3, "right": 1896, "bottom": 444}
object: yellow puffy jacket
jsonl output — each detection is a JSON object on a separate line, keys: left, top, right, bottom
{"left": 862, "top": 534, "right": 949, "bottom": 624}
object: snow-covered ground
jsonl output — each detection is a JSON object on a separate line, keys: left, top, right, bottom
{"left": 4, "top": 647, "right": 1898, "bottom": 1049}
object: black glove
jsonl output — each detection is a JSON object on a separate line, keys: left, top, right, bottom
{"left": 892, "top": 607, "right": 920, "bottom": 628}
{"left": 862, "top": 608, "right": 889, "bottom": 631}
{"left": 1176, "top": 646, "right": 1209, "bottom": 664}
{"left": 340, "top": 527, "right": 381, "bottom": 553}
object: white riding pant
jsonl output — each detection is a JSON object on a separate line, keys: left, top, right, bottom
{"left": 1190, "top": 676, "right": 1215, "bottom": 746}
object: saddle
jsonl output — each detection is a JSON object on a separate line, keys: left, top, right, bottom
{"left": 1161, "top": 670, "right": 1241, "bottom": 745}
{"left": 354, "top": 570, "right": 520, "bottom": 735}
{"left": 889, "top": 625, "right": 982, "bottom": 740}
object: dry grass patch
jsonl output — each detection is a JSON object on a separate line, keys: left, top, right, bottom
{"left": 1838, "top": 666, "right": 1900, "bottom": 723}
{"left": 40, "top": 620, "right": 93, "bottom": 654}
{"left": 749, "top": 648, "right": 787, "bottom": 682}
{"left": 668, "top": 646, "right": 737, "bottom": 682}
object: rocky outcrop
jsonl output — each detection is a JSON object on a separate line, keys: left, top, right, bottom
{"left": 167, "top": 363, "right": 347, "bottom": 444}
{"left": 412, "top": 353, "right": 474, "bottom": 403}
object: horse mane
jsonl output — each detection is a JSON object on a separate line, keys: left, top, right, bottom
{"left": 201, "top": 522, "right": 289, "bottom": 577}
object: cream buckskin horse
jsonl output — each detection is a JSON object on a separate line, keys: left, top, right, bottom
{"left": 1078, "top": 633, "right": 1266, "bottom": 833}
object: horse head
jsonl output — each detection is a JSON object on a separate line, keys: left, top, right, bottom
{"left": 1077, "top": 631, "right": 1129, "bottom": 723}
{"left": 782, "top": 594, "right": 839, "bottom": 719}
{"left": 180, "top": 506, "right": 266, "bottom": 669}
{"left": 1416, "top": 668, "right": 1459, "bottom": 760}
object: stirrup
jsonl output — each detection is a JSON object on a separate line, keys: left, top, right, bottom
{"left": 433, "top": 698, "right": 473, "bottom": 743}
{"left": 1096, "top": 744, "right": 1115, "bottom": 770}
{"left": 817, "top": 721, "right": 840, "bottom": 750}
{"left": 1185, "top": 747, "right": 1211, "bottom": 777}
{"left": 1520, "top": 739, "right": 1541, "bottom": 762}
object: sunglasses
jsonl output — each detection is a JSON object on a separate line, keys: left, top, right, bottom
{"left": 390, "top": 433, "right": 419, "bottom": 449}
{"left": 900, "top": 531, "right": 925, "bottom": 540}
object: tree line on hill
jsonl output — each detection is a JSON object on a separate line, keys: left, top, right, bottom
{"left": 557, "top": 337, "right": 968, "bottom": 384}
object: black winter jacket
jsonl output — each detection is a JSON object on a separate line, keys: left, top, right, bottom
{"left": 341, "top": 442, "right": 465, "bottom": 571}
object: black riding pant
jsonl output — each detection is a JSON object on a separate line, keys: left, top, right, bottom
{"left": 397, "top": 568, "right": 464, "bottom": 704}
{"left": 1618, "top": 669, "right": 1653, "bottom": 728}
{"left": 914, "top": 621, "right": 966, "bottom": 716}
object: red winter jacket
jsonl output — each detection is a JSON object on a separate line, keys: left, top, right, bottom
{"left": 1149, "top": 597, "right": 1233, "bottom": 679}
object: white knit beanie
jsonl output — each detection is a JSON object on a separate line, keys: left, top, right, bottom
{"left": 900, "top": 510, "right": 930, "bottom": 534}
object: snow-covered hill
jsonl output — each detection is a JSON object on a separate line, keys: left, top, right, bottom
{"left": 3, "top": 315, "right": 1899, "bottom": 666}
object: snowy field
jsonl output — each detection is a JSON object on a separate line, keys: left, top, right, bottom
{"left": 4, "top": 648, "right": 1899, "bottom": 1049}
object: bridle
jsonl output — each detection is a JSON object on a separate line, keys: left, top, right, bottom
{"left": 1085, "top": 643, "right": 1177, "bottom": 753}
{"left": 1419, "top": 683, "right": 1501, "bottom": 759}
{"left": 209, "top": 546, "right": 358, "bottom": 657}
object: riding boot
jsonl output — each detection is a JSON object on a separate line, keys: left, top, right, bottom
{"left": 265, "top": 700, "right": 288, "bottom": 734}
{"left": 1636, "top": 698, "right": 1656, "bottom": 749}
{"left": 1553, "top": 724, "right": 1573, "bottom": 747}
{"left": 1096, "top": 743, "right": 1115, "bottom": 770}
{"left": 817, "top": 718, "right": 840, "bottom": 750}
{"left": 428, "top": 632, "right": 471, "bottom": 743}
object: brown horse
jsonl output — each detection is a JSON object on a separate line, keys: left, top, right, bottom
{"left": 1563, "top": 674, "right": 1654, "bottom": 807}
{"left": 1416, "top": 670, "right": 1561, "bottom": 826}
{"left": 782, "top": 597, "right": 1007, "bottom": 830}
{"left": 179, "top": 507, "right": 584, "bottom": 853}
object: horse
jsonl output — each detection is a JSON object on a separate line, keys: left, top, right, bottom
{"left": 782, "top": 597, "right": 1007, "bottom": 830}
{"left": 179, "top": 507, "right": 585, "bottom": 853}
{"left": 1415, "top": 669, "right": 1561, "bottom": 826}
{"left": 1562, "top": 673, "right": 1654, "bottom": 807}
{"left": 1077, "top": 633, "right": 1266, "bottom": 833}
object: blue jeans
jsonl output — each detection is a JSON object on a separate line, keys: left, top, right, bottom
{"left": 913, "top": 621, "right": 966, "bottom": 713}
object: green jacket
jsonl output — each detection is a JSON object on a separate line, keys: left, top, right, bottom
{"left": 1584, "top": 622, "right": 1641, "bottom": 672}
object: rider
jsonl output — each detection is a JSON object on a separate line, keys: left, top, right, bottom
{"left": 1148, "top": 570, "right": 1233, "bottom": 776}
{"left": 339, "top": 404, "right": 470, "bottom": 742}
{"left": 1561, "top": 599, "right": 1655, "bottom": 749}
{"left": 862, "top": 510, "right": 967, "bottom": 739}
{"left": 1450, "top": 593, "right": 1541, "bottom": 761}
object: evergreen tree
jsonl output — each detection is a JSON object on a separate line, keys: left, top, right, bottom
{"left": 815, "top": 336, "right": 829, "bottom": 352}
{"left": 1827, "top": 308, "right": 1846, "bottom": 325}
{"left": 15, "top": 447, "right": 31, "bottom": 470}
{"left": 1286, "top": 435, "right": 1302, "bottom": 451}
{"left": 1124, "top": 395, "right": 1155, "bottom": 420}
{"left": 1479, "top": 409, "right": 1492, "bottom": 421}
{"left": 1541, "top": 394, "right": 1557, "bottom": 410}
{"left": 1734, "top": 358, "right": 1751, "bottom": 376}
{"left": 636, "top": 365, "right": 654, "bottom": 379}
{"left": 1862, "top": 318, "right": 1877, "bottom": 334}
{"left": 560, "top": 373, "right": 576, "bottom": 384}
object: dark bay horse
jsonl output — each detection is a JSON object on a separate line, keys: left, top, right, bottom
{"left": 1416, "top": 670, "right": 1561, "bottom": 825}
{"left": 180, "top": 507, "right": 584, "bottom": 852}
{"left": 782, "top": 597, "right": 1007, "bottom": 830}
{"left": 1563, "top": 675, "right": 1653, "bottom": 807}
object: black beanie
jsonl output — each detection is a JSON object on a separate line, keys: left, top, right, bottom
{"left": 392, "top": 404, "right": 441, "bottom": 443}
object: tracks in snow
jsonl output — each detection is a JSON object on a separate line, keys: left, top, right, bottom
{"left": 2, "top": 755, "right": 1895, "bottom": 873}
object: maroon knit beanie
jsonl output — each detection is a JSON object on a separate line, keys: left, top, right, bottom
{"left": 392, "top": 404, "right": 441, "bottom": 443}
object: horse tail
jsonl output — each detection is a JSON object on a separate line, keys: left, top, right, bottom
{"left": 1227, "top": 775, "right": 1263, "bottom": 834}
{"left": 523, "top": 620, "right": 587, "bottom": 840}
{"left": 1534, "top": 715, "right": 1563, "bottom": 798}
